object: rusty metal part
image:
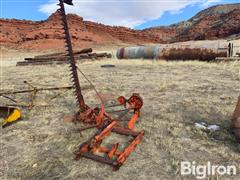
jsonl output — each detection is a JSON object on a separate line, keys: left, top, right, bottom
{"left": 75, "top": 121, "right": 145, "bottom": 170}
{"left": 58, "top": 0, "right": 86, "bottom": 111}
{"left": 1, "top": 85, "right": 92, "bottom": 111}
{"left": 17, "top": 51, "right": 111, "bottom": 66}
{"left": 118, "top": 93, "right": 143, "bottom": 110}
{"left": 0, "top": 85, "right": 91, "bottom": 96}
{"left": 72, "top": 94, "right": 143, "bottom": 126}
{"left": 128, "top": 93, "right": 143, "bottom": 110}
{"left": 116, "top": 130, "right": 144, "bottom": 167}
{"left": 33, "top": 48, "right": 93, "bottom": 59}
{"left": 117, "top": 94, "right": 143, "bottom": 130}
{"left": 231, "top": 96, "right": 240, "bottom": 140}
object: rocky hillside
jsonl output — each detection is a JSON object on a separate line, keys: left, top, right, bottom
{"left": 0, "top": 12, "right": 162, "bottom": 51}
{"left": 192, "top": 3, "right": 240, "bottom": 20}
{"left": 170, "top": 3, "right": 240, "bottom": 41}
{"left": 0, "top": 3, "right": 239, "bottom": 50}
{"left": 144, "top": 3, "right": 240, "bottom": 42}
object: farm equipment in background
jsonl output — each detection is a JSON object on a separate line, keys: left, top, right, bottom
{"left": 231, "top": 96, "right": 240, "bottom": 140}
{"left": 57, "top": 0, "right": 144, "bottom": 169}
{"left": 0, "top": 80, "right": 92, "bottom": 128}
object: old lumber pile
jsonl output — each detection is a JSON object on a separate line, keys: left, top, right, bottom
{"left": 17, "top": 48, "right": 112, "bottom": 66}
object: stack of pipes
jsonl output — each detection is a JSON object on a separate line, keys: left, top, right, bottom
{"left": 17, "top": 48, "right": 112, "bottom": 66}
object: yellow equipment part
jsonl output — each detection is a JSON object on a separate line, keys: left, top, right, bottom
{"left": 0, "top": 106, "right": 21, "bottom": 127}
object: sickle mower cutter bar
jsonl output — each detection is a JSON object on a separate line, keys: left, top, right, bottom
{"left": 58, "top": 0, "right": 145, "bottom": 170}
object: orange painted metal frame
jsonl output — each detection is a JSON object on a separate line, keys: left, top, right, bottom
{"left": 75, "top": 121, "right": 145, "bottom": 170}
{"left": 74, "top": 94, "right": 145, "bottom": 169}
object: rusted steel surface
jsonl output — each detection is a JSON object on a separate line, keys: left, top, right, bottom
{"left": 34, "top": 52, "right": 66, "bottom": 59}
{"left": 231, "top": 96, "right": 240, "bottom": 140}
{"left": 58, "top": 0, "right": 87, "bottom": 111}
{"left": 17, "top": 61, "right": 70, "bottom": 66}
{"left": 74, "top": 48, "right": 92, "bottom": 55}
{"left": 116, "top": 45, "right": 227, "bottom": 61}
{"left": 0, "top": 85, "right": 91, "bottom": 96}
{"left": 33, "top": 48, "right": 92, "bottom": 59}
{"left": 17, "top": 52, "right": 112, "bottom": 66}
{"left": 75, "top": 120, "right": 145, "bottom": 170}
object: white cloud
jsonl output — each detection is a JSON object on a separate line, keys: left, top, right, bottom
{"left": 201, "top": 0, "right": 222, "bottom": 7}
{"left": 39, "top": 0, "right": 223, "bottom": 28}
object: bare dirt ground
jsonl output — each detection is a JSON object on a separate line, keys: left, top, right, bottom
{"left": 1, "top": 58, "right": 240, "bottom": 180}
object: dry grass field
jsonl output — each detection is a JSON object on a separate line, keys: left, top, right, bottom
{"left": 1, "top": 58, "right": 240, "bottom": 179}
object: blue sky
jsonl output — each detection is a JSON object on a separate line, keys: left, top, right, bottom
{"left": 1, "top": 0, "right": 239, "bottom": 29}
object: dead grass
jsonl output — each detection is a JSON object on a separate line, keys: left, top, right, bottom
{"left": 1, "top": 58, "right": 240, "bottom": 179}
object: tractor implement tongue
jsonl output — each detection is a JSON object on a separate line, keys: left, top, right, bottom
{"left": 58, "top": 0, "right": 145, "bottom": 169}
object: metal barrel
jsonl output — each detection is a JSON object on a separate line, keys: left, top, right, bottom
{"left": 116, "top": 45, "right": 161, "bottom": 59}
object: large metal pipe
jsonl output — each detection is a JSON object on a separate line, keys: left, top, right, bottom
{"left": 116, "top": 45, "right": 227, "bottom": 61}
{"left": 116, "top": 45, "right": 160, "bottom": 59}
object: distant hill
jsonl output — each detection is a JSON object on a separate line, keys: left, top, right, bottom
{"left": 1, "top": 3, "right": 240, "bottom": 50}
{"left": 192, "top": 3, "right": 240, "bottom": 20}
{"left": 146, "top": 3, "right": 240, "bottom": 42}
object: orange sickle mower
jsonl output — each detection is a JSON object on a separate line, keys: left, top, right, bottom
{"left": 58, "top": 0, "right": 144, "bottom": 170}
